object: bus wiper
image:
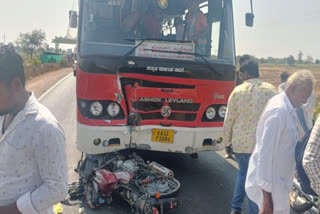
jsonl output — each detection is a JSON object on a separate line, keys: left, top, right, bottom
{"left": 126, "top": 38, "right": 191, "bottom": 43}
{"left": 116, "top": 38, "right": 180, "bottom": 70}
{"left": 143, "top": 49, "right": 223, "bottom": 76}
{"left": 114, "top": 39, "right": 146, "bottom": 70}
{"left": 120, "top": 37, "right": 192, "bottom": 62}
{"left": 93, "top": 39, "right": 148, "bottom": 72}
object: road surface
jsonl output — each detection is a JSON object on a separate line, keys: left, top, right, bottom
{"left": 39, "top": 74, "right": 309, "bottom": 214}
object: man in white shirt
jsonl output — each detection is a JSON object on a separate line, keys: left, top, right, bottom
{"left": 278, "top": 72, "right": 316, "bottom": 139}
{"left": 245, "top": 70, "right": 315, "bottom": 214}
{"left": 0, "top": 44, "right": 68, "bottom": 214}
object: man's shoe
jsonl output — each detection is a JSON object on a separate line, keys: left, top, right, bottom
{"left": 231, "top": 212, "right": 241, "bottom": 214}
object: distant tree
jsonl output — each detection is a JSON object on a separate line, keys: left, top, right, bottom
{"left": 267, "top": 57, "right": 274, "bottom": 64}
{"left": 316, "top": 59, "right": 320, "bottom": 64}
{"left": 298, "top": 50, "right": 303, "bottom": 64}
{"left": 43, "top": 43, "right": 50, "bottom": 51}
{"left": 39, "top": 43, "right": 50, "bottom": 53}
{"left": 49, "top": 47, "right": 55, "bottom": 53}
{"left": 16, "top": 29, "right": 46, "bottom": 59}
{"left": 306, "top": 55, "right": 314, "bottom": 64}
{"left": 287, "top": 55, "right": 295, "bottom": 66}
{"left": 259, "top": 58, "right": 266, "bottom": 64}
{"left": 15, "top": 45, "right": 22, "bottom": 53}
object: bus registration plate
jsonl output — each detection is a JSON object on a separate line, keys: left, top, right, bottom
{"left": 152, "top": 129, "right": 174, "bottom": 144}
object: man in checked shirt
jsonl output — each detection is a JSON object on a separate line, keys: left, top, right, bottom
{"left": 303, "top": 116, "right": 320, "bottom": 195}
{"left": 0, "top": 44, "right": 68, "bottom": 213}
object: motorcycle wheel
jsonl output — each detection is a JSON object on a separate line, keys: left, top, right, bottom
{"left": 289, "top": 185, "right": 313, "bottom": 212}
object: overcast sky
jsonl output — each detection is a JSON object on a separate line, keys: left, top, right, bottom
{"left": 1, "top": 0, "right": 319, "bottom": 59}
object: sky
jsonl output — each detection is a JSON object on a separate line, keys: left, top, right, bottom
{"left": 0, "top": 0, "right": 319, "bottom": 59}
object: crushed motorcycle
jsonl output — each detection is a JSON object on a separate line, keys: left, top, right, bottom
{"left": 68, "top": 152, "right": 180, "bottom": 214}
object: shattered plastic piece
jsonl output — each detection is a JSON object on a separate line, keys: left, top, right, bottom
{"left": 98, "top": 197, "right": 106, "bottom": 204}
{"left": 115, "top": 93, "right": 124, "bottom": 103}
{"left": 114, "top": 171, "right": 133, "bottom": 184}
{"left": 54, "top": 203, "right": 63, "bottom": 214}
{"left": 122, "top": 159, "right": 139, "bottom": 172}
{"left": 94, "top": 170, "right": 118, "bottom": 197}
{"left": 152, "top": 207, "right": 160, "bottom": 214}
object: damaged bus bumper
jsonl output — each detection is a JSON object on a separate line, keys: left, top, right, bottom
{"left": 77, "top": 123, "right": 225, "bottom": 154}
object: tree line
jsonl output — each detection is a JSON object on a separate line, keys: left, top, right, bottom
{"left": 238, "top": 51, "right": 320, "bottom": 66}
{"left": 2, "top": 29, "right": 72, "bottom": 60}
{"left": 4, "top": 29, "right": 320, "bottom": 65}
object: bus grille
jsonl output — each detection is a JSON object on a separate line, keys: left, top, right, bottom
{"left": 140, "top": 112, "right": 197, "bottom": 121}
{"left": 132, "top": 102, "right": 200, "bottom": 112}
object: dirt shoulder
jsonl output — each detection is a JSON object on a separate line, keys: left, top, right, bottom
{"left": 26, "top": 68, "right": 72, "bottom": 98}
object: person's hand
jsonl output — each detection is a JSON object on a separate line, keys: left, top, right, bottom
{"left": 259, "top": 207, "right": 272, "bottom": 214}
{"left": 259, "top": 205, "right": 273, "bottom": 214}
{"left": 224, "top": 146, "right": 233, "bottom": 159}
{"left": 260, "top": 191, "right": 273, "bottom": 214}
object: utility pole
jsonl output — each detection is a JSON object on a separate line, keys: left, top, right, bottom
{"left": 3, "top": 33, "right": 6, "bottom": 45}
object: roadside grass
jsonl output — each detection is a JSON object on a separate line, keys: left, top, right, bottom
{"left": 24, "top": 59, "right": 72, "bottom": 80}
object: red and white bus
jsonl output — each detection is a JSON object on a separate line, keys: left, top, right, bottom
{"left": 71, "top": 0, "right": 239, "bottom": 155}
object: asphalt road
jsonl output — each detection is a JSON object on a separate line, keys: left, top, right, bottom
{"left": 39, "top": 74, "right": 308, "bottom": 214}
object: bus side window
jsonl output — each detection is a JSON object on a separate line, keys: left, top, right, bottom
{"left": 211, "top": 21, "right": 220, "bottom": 58}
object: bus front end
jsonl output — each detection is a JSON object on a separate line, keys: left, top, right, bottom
{"left": 75, "top": 0, "right": 236, "bottom": 155}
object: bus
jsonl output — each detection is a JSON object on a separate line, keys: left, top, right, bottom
{"left": 71, "top": 0, "right": 241, "bottom": 156}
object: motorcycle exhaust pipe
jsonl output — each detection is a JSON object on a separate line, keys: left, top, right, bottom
{"left": 149, "top": 161, "right": 174, "bottom": 179}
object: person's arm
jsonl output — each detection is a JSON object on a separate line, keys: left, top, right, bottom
{"left": 224, "top": 91, "right": 237, "bottom": 156}
{"left": 259, "top": 190, "right": 273, "bottom": 214}
{"left": 303, "top": 117, "right": 320, "bottom": 195}
{"left": 190, "top": 12, "right": 208, "bottom": 40}
{"left": 198, "top": 13, "right": 208, "bottom": 34}
{"left": 256, "top": 110, "right": 282, "bottom": 201}
{"left": 16, "top": 124, "right": 68, "bottom": 214}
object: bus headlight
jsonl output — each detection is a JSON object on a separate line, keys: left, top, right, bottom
{"left": 218, "top": 105, "right": 227, "bottom": 118}
{"left": 90, "top": 101, "right": 103, "bottom": 116}
{"left": 107, "top": 102, "right": 120, "bottom": 117}
{"left": 206, "top": 107, "right": 216, "bottom": 120}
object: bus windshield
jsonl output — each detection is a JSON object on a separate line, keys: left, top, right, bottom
{"left": 80, "top": 0, "right": 235, "bottom": 64}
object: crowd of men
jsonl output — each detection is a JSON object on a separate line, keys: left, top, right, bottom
{"left": 225, "top": 55, "right": 320, "bottom": 214}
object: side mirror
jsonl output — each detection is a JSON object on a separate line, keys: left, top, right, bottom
{"left": 245, "top": 13, "right": 254, "bottom": 27}
{"left": 69, "top": 10, "right": 78, "bottom": 28}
